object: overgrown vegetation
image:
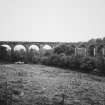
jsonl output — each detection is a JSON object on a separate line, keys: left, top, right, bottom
{"left": 39, "top": 39, "right": 105, "bottom": 75}
{"left": 0, "top": 46, "right": 11, "bottom": 62}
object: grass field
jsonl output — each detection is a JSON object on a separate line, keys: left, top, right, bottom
{"left": 0, "top": 64, "right": 105, "bottom": 105}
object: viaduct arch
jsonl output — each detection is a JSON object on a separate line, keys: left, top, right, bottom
{"left": 0, "top": 41, "right": 59, "bottom": 58}
{"left": 0, "top": 41, "right": 58, "bottom": 53}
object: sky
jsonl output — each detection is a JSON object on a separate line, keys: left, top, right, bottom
{"left": 0, "top": 0, "right": 105, "bottom": 42}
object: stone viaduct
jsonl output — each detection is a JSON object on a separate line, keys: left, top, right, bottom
{"left": 0, "top": 41, "right": 59, "bottom": 52}
{"left": 0, "top": 41, "right": 105, "bottom": 57}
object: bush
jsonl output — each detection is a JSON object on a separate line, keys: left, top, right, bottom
{"left": 40, "top": 53, "right": 68, "bottom": 68}
{"left": 43, "top": 49, "right": 54, "bottom": 57}
{"left": 40, "top": 56, "right": 50, "bottom": 65}
{"left": 0, "top": 46, "right": 11, "bottom": 62}
{"left": 48, "top": 54, "right": 60, "bottom": 66}
{"left": 95, "top": 56, "right": 105, "bottom": 74}
{"left": 40, "top": 54, "right": 82, "bottom": 70}
{"left": 54, "top": 44, "right": 75, "bottom": 55}
{"left": 57, "top": 53, "right": 68, "bottom": 68}
{"left": 33, "top": 49, "right": 105, "bottom": 75}
{"left": 31, "top": 56, "right": 40, "bottom": 64}
{"left": 80, "top": 56, "right": 96, "bottom": 72}
{"left": 65, "top": 55, "right": 81, "bottom": 70}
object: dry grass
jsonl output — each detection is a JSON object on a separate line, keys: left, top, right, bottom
{"left": 0, "top": 64, "right": 105, "bottom": 105}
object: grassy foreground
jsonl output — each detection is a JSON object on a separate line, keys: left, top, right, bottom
{"left": 0, "top": 64, "right": 105, "bottom": 105}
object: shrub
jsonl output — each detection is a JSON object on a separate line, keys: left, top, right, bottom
{"left": 28, "top": 51, "right": 40, "bottom": 63}
{"left": 66, "top": 55, "right": 81, "bottom": 70}
{"left": 33, "top": 48, "right": 105, "bottom": 75}
{"left": 40, "top": 56, "right": 50, "bottom": 65}
{"left": 40, "top": 54, "right": 82, "bottom": 70}
{"left": 31, "top": 55, "right": 40, "bottom": 64}
{"left": 80, "top": 56, "right": 96, "bottom": 72}
{"left": 40, "top": 53, "right": 68, "bottom": 68}
{"left": 48, "top": 54, "right": 60, "bottom": 66}
{"left": 95, "top": 56, "right": 105, "bottom": 74}
{"left": 54, "top": 44, "right": 75, "bottom": 55}
{"left": 54, "top": 53, "right": 68, "bottom": 68}
{"left": 0, "top": 46, "right": 11, "bottom": 62}
{"left": 43, "top": 49, "right": 54, "bottom": 57}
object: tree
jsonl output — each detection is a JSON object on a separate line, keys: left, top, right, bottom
{"left": 88, "top": 45, "right": 95, "bottom": 56}
{"left": 28, "top": 49, "right": 40, "bottom": 63}
{"left": 13, "top": 49, "right": 26, "bottom": 62}
{"left": 103, "top": 37, "right": 105, "bottom": 44}
{"left": 0, "top": 46, "right": 8, "bottom": 62}
{"left": 54, "top": 44, "right": 75, "bottom": 55}
{"left": 88, "top": 39, "right": 96, "bottom": 44}
{"left": 96, "top": 38, "right": 102, "bottom": 45}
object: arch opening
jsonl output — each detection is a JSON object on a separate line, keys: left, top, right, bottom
{"left": 0, "top": 45, "right": 11, "bottom": 62}
{"left": 13, "top": 45, "right": 26, "bottom": 62}
{"left": 28, "top": 45, "right": 40, "bottom": 62}
{"left": 41, "top": 45, "right": 53, "bottom": 56}
{"left": 14, "top": 45, "right": 26, "bottom": 52}
{"left": 42, "top": 45, "right": 52, "bottom": 50}
{"left": 76, "top": 47, "right": 86, "bottom": 56}
{"left": 1, "top": 44, "right": 11, "bottom": 51}
{"left": 29, "top": 45, "right": 39, "bottom": 52}
{"left": 88, "top": 45, "right": 95, "bottom": 56}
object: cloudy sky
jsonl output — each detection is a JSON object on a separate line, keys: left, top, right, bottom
{"left": 0, "top": 0, "right": 105, "bottom": 42}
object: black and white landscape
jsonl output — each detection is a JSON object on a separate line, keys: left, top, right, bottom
{"left": 0, "top": 0, "right": 105, "bottom": 105}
